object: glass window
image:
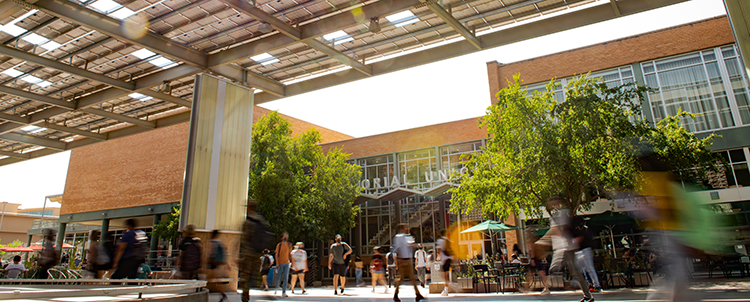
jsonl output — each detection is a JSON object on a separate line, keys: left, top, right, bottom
{"left": 716, "top": 148, "right": 750, "bottom": 188}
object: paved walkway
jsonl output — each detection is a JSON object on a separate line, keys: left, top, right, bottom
{"left": 215, "top": 279, "right": 750, "bottom": 302}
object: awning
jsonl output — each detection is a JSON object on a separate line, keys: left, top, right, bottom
{"left": 422, "top": 183, "right": 456, "bottom": 197}
{"left": 378, "top": 188, "right": 421, "bottom": 202}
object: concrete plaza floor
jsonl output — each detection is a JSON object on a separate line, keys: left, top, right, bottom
{"left": 214, "top": 279, "right": 750, "bottom": 302}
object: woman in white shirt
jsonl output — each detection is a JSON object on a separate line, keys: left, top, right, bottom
{"left": 289, "top": 242, "right": 308, "bottom": 294}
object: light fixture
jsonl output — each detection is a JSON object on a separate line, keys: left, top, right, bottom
{"left": 149, "top": 56, "right": 175, "bottom": 68}
{"left": 258, "top": 22, "right": 273, "bottom": 34}
{"left": 369, "top": 17, "right": 381, "bottom": 33}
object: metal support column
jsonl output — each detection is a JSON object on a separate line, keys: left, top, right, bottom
{"left": 150, "top": 214, "right": 160, "bottom": 265}
{"left": 101, "top": 219, "right": 110, "bottom": 235}
{"left": 56, "top": 222, "right": 67, "bottom": 264}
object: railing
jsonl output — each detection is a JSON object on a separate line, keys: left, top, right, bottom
{"left": 0, "top": 279, "right": 206, "bottom": 300}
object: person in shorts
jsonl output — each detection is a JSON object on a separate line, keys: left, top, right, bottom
{"left": 290, "top": 242, "right": 308, "bottom": 294}
{"left": 370, "top": 246, "right": 388, "bottom": 293}
{"left": 328, "top": 234, "right": 352, "bottom": 295}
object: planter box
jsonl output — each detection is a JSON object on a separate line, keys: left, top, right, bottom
{"left": 457, "top": 277, "right": 473, "bottom": 289}
{"left": 548, "top": 274, "right": 564, "bottom": 289}
{"left": 634, "top": 272, "right": 650, "bottom": 286}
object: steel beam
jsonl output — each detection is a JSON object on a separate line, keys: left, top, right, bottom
{"left": 0, "top": 0, "right": 24, "bottom": 23}
{"left": 0, "top": 111, "right": 191, "bottom": 166}
{"left": 0, "top": 112, "right": 31, "bottom": 124}
{"left": 610, "top": 0, "right": 621, "bottom": 16}
{"left": 139, "top": 90, "right": 192, "bottom": 108}
{"left": 207, "top": 0, "right": 421, "bottom": 68}
{"left": 220, "top": 0, "right": 371, "bottom": 76}
{"left": 211, "top": 65, "right": 285, "bottom": 97}
{"left": 0, "top": 150, "right": 30, "bottom": 159}
{"left": 42, "top": 122, "right": 108, "bottom": 140}
{"left": 0, "top": 132, "right": 66, "bottom": 150}
{"left": 255, "top": 0, "right": 689, "bottom": 104}
{"left": 423, "top": 1, "right": 481, "bottom": 50}
{"left": 0, "top": 44, "right": 135, "bottom": 91}
{"left": 80, "top": 108, "right": 156, "bottom": 128}
{"left": 0, "top": 84, "right": 77, "bottom": 110}
{"left": 33, "top": 0, "right": 208, "bottom": 67}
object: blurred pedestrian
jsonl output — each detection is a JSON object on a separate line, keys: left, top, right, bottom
{"left": 38, "top": 229, "right": 58, "bottom": 279}
{"left": 176, "top": 224, "right": 202, "bottom": 280}
{"left": 328, "top": 234, "right": 352, "bottom": 295}
{"left": 392, "top": 223, "right": 425, "bottom": 302}
{"left": 239, "top": 201, "right": 270, "bottom": 302}
{"left": 437, "top": 229, "right": 459, "bottom": 296}
{"left": 274, "top": 232, "right": 292, "bottom": 297}
{"left": 209, "top": 230, "right": 229, "bottom": 302}
{"left": 354, "top": 256, "right": 365, "bottom": 287}
{"left": 86, "top": 229, "right": 110, "bottom": 278}
{"left": 525, "top": 230, "right": 550, "bottom": 295}
{"left": 137, "top": 259, "right": 153, "bottom": 279}
{"left": 260, "top": 249, "right": 274, "bottom": 290}
{"left": 546, "top": 197, "right": 592, "bottom": 302}
{"left": 414, "top": 243, "right": 428, "bottom": 288}
{"left": 386, "top": 247, "right": 397, "bottom": 287}
{"left": 290, "top": 242, "right": 308, "bottom": 294}
{"left": 574, "top": 217, "right": 601, "bottom": 292}
{"left": 370, "top": 246, "right": 388, "bottom": 293}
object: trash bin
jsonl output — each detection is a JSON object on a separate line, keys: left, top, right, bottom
{"left": 268, "top": 266, "right": 275, "bottom": 286}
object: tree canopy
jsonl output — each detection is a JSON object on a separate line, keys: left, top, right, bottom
{"left": 249, "top": 111, "right": 361, "bottom": 241}
{"left": 449, "top": 75, "right": 722, "bottom": 219}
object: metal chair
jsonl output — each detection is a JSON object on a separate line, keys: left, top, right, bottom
{"left": 472, "top": 264, "right": 491, "bottom": 293}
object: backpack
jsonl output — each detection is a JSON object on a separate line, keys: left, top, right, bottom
{"left": 386, "top": 252, "right": 395, "bottom": 266}
{"left": 261, "top": 255, "right": 272, "bottom": 271}
{"left": 132, "top": 230, "right": 149, "bottom": 261}
{"left": 181, "top": 238, "right": 203, "bottom": 271}
{"left": 371, "top": 256, "right": 383, "bottom": 271}
{"left": 211, "top": 240, "right": 226, "bottom": 265}
{"left": 248, "top": 216, "right": 272, "bottom": 253}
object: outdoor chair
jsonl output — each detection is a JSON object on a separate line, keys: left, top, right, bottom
{"left": 472, "top": 264, "right": 492, "bottom": 293}
{"left": 496, "top": 262, "right": 521, "bottom": 293}
{"left": 3, "top": 268, "right": 25, "bottom": 279}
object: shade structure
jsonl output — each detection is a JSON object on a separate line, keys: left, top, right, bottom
{"left": 460, "top": 220, "right": 520, "bottom": 256}
{"left": 0, "top": 246, "right": 34, "bottom": 252}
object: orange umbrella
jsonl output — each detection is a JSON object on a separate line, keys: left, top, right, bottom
{"left": 29, "top": 243, "right": 76, "bottom": 251}
{"left": 0, "top": 246, "right": 33, "bottom": 252}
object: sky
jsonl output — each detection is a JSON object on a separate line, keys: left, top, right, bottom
{"left": 0, "top": 0, "right": 729, "bottom": 209}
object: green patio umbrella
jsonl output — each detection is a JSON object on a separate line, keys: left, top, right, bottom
{"left": 460, "top": 220, "right": 520, "bottom": 255}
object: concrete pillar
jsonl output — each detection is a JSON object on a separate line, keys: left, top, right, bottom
{"left": 354, "top": 212, "right": 362, "bottom": 256}
{"left": 27, "top": 235, "right": 32, "bottom": 246}
{"left": 56, "top": 222, "right": 67, "bottom": 264}
{"left": 150, "top": 214, "right": 160, "bottom": 266}
{"left": 180, "top": 74, "right": 255, "bottom": 291}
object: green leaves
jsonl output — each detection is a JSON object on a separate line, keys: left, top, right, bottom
{"left": 249, "top": 111, "right": 362, "bottom": 241}
{"left": 450, "top": 74, "right": 719, "bottom": 219}
{"left": 153, "top": 207, "right": 180, "bottom": 242}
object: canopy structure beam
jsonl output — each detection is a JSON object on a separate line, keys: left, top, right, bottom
{"left": 422, "top": 1, "right": 482, "bottom": 50}
{"left": 0, "top": 132, "right": 66, "bottom": 150}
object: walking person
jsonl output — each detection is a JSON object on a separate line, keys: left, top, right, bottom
{"left": 239, "top": 201, "right": 271, "bottom": 302}
{"left": 209, "top": 230, "right": 229, "bottom": 302}
{"left": 86, "top": 229, "right": 110, "bottom": 278}
{"left": 354, "top": 256, "right": 365, "bottom": 287}
{"left": 260, "top": 249, "right": 274, "bottom": 291}
{"left": 112, "top": 219, "right": 148, "bottom": 279}
{"left": 547, "top": 197, "right": 593, "bottom": 302}
{"left": 328, "top": 234, "right": 352, "bottom": 295}
{"left": 176, "top": 224, "right": 202, "bottom": 280}
{"left": 370, "top": 246, "right": 388, "bottom": 293}
{"left": 574, "top": 217, "right": 601, "bottom": 292}
{"left": 274, "top": 232, "right": 292, "bottom": 297}
{"left": 525, "top": 231, "right": 550, "bottom": 295}
{"left": 386, "top": 247, "right": 397, "bottom": 288}
{"left": 392, "top": 224, "right": 426, "bottom": 302}
{"left": 290, "top": 242, "right": 308, "bottom": 294}
{"left": 414, "top": 244, "right": 428, "bottom": 288}
{"left": 437, "top": 229, "right": 459, "bottom": 296}
{"left": 37, "top": 229, "right": 58, "bottom": 279}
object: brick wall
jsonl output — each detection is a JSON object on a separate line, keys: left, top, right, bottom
{"left": 319, "top": 118, "right": 487, "bottom": 159}
{"left": 61, "top": 106, "right": 352, "bottom": 215}
{"left": 487, "top": 16, "right": 736, "bottom": 103}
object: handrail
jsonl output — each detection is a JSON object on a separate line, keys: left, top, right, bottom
{"left": 0, "top": 279, "right": 207, "bottom": 299}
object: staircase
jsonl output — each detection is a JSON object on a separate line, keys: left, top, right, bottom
{"left": 367, "top": 203, "right": 433, "bottom": 246}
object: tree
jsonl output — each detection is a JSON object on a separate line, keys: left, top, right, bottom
{"left": 153, "top": 207, "right": 180, "bottom": 243}
{"left": 449, "top": 75, "right": 722, "bottom": 219}
{"left": 249, "top": 111, "right": 362, "bottom": 241}
{"left": 0, "top": 239, "right": 23, "bottom": 256}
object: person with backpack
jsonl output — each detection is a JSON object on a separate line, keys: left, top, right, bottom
{"left": 86, "top": 229, "right": 110, "bottom": 278}
{"left": 370, "top": 246, "right": 388, "bottom": 293}
{"left": 437, "top": 229, "right": 459, "bottom": 296}
{"left": 328, "top": 234, "right": 352, "bottom": 295}
{"left": 260, "top": 249, "right": 274, "bottom": 291}
{"left": 240, "top": 201, "right": 271, "bottom": 302}
{"left": 386, "top": 248, "right": 397, "bottom": 288}
{"left": 176, "top": 224, "right": 203, "bottom": 280}
{"left": 209, "top": 230, "right": 229, "bottom": 302}
{"left": 111, "top": 219, "right": 148, "bottom": 279}
{"left": 414, "top": 243, "right": 428, "bottom": 288}
{"left": 37, "top": 229, "right": 58, "bottom": 279}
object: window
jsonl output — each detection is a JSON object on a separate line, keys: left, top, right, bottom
{"left": 357, "top": 155, "right": 395, "bottom": 194}
{"left": 523, "top": 66, "right": 635, "bottom": 103}
{"left": 440, "top": 141, "right": 482, "bottom": 174}
{"left": 399, "top": 148, "right": 437, "bottom": 190}
{"left": 716, "top": 147, "right": 750, "bottom": 188}
{"left": 642, "top": 45, "right": 750, "bottom": 132}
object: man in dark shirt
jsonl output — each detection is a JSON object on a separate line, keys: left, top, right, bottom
{"left": 574, "top": 217, "right": 600, "bottom": 291}
{"left": 112, "top": 219, "right": 142, "bottom": 279}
